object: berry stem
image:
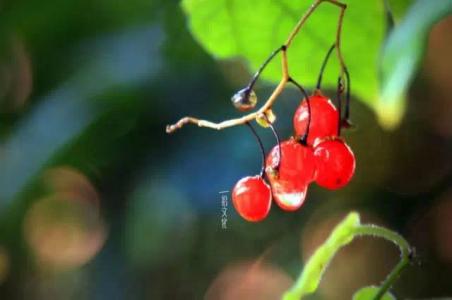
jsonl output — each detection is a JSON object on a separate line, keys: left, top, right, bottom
{"left": 330, "top": 0, "right": 347, "bottom": 81}
{"left": 166, "top": 0, "right": 348, "bottom": 134}
{"left": 336, "top": 76, "right": 343, "bottom": 136}
{"left": 248, "top": 46, "right": 285, "bottom": 90}
{"left": 316, "top": 44, "right": 335, "bottom": 90}
{"left": 344, "top": 67, "right": 351, "bottom": 121}
{"left": 289, "top": 77, "right": 311, "bottom": 145}
{"left": 245, "top": 122, "right": 266, "bottom": 178}
{"left": 260, "top": 114, "right": 282, "bottom": 171}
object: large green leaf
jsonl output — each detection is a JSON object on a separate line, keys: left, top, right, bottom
{"left": 181, "top": 0, "right": 385, "bottom": 121}
{"left": 181, "top": 0, "right": 451, "bottom": 129}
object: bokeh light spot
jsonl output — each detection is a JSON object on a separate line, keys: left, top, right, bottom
{"left": 24, "top": 167, "right": 107, "bottom": 272}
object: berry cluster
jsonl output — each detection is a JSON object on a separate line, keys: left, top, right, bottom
{"left": 232, "top": 90, "right": 356, "bottom": 222}
{"left": 166, "top": 4, "right": 354, "bottom": 223}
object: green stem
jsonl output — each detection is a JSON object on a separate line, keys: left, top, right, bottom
{"left": 354, "top": 225, "right": 411, "bottom": 300}
{"left": 282, "top": 213, "right": 412, "bottom": 300}
{"left": 282, "top": 212, "right": 360, "bottom": 300}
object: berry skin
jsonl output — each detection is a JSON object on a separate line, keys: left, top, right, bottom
{"left": 293, "top": 93, "right": 339, "bottom": 145}
{"left": 232, "top": 176, "right": 272, "bottom": 222}
{"left": 265, "top": 138, "right": 316, "bottom": 211}
{"left": 313, "top": 137, "right": 355, "bottom": 190}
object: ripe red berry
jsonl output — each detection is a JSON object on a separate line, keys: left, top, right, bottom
{"left": 265, "top": 138, "right": 316, "bottom": 211}
{"left": 313, "top": 137, "right": 355, "bottom": 190}
{"left": 293, "top": 92, "right": 339, "bottom": 145}
{"left": 232, "top": 176, "right": 272, "bottom": 222}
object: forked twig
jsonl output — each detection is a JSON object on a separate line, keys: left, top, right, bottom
{"left": 166, "top": 0, "right": 347, "bottom": 134}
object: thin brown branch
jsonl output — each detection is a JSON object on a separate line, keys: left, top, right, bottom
{"left": 284, "top": 0, "right": 322, "bottom": 48}
{"left": 166, "top": 77, "right": 287, "bottom": 133}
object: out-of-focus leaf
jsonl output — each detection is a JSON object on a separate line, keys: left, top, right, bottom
{"left": 1, "top": 0, "right": 157, "bottom": 39}
{"left": 387, "top": 0, "right": 414, "bottom": 21}
{"left": 378, "top": 0, "right": 452, "bottom": 128}
{"left": 353, "top": 286, "right": 396, "bottom": 300}
{"left": 181, "top": 0, "right": 386, "bottom": 123}
{"left": 0, "top": 26, "right": 163, "bottom": 211}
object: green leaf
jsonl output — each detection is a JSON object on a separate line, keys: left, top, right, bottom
{"left": 181, "top": 0, "right": 385, "bottom": 122}
{"left": 353, "top": 286, "right": 396, "bottom": 300}
{"left": 378, "top": 0, "right": 452, "bottom": 128}
{"left": 181, "top": 0, "right": 452, "bottom": 129}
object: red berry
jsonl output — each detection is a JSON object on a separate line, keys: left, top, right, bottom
{"left": 293, "top": 93, "right": 339, "bottom": 145}
{"left": 265, "top": 138, "right": 316, "bottom": 211}
{"left": 273, "top": 183, "right": 308, "bottom": 212}
{"left": 313, "top": 138, "right": 355, "bottom": 190}
{"left": 232, "top": 176, "right": 272, "bottom": 222}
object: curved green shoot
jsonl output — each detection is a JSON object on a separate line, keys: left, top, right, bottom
{"left": 282, "top": 212, "right": 412, "bottom": 300}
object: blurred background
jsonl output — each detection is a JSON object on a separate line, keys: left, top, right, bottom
{"left": 0, "top": 0, "right": 451, "bottom": 299}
